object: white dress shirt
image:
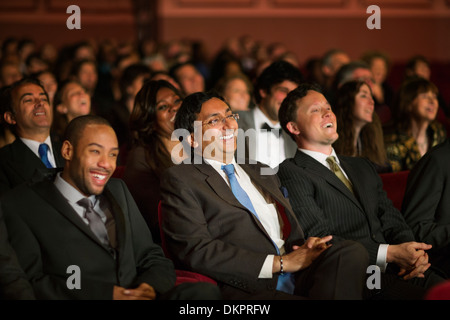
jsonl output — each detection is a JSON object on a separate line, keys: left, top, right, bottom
{"left": 299, "top": 148, "right": 389, "bottom": 272}
{"left": 205, "top": 158, "right": 284, "bottom": 278}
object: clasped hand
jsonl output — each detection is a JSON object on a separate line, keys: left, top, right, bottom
{"left": 387, "top": 242, "right": 432, "bottom": 280}
{"left": 280, "top": 235, "right": 333, "bottom": 273}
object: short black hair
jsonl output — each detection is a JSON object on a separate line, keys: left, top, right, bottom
{"left": 254, "top": 60, "right": 303, "bottom": 104}
{"left": 279, "top": 82, "right": 323, "bottom": 141}
{"left": 64, "top": 114, "right": 112, "bottom": 148}
{"left": 119, "top": 63, "right": 151, "bottom": 98}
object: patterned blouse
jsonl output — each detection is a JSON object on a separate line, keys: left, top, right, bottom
{"left": 384, "top": 122, "right": 447, "bottom": 172}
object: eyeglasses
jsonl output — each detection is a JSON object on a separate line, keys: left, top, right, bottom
{"left": 202, "top": 113, "right": 239, "bottom": 127}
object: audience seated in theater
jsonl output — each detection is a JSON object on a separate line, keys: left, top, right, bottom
{"left": 31, "top": 70, "right": 58, "bottom": 107}
{"left": 404, "top": 55, "right": 450, "bottom": 120}
{"left": 384, "top": 76, "right": 446, "bottom": 172}
{"left": 169, "top": 61, "right": 205, "bottom": 96}
{"left": 25, "top": 53, "right": 49, "bottom": 76}
{"left": 0, "top": 59, "right": 22, "bottom": 88}
{"left": 237, "top": 60, "right": 303, "bottom": 168}
{"left": 402, "top": 138, "right": 450, "bottom": 278}
{"left": 1, "top": 114, "right": 220, "bottom": 300}
{"left": 160, "top": 90, "right": 369, "bottom": 300}
{"left": 122, "top": 80, "right": 184, "bottom": 244}
{"left": 361, "top": 50, "right": 395, "bottom": 110}
{"left": 51, "top": 79, "right": 91, "bottom": 142}
{"left": 0, "top": 209, "right": 35, "bottom": 300}
{"left": 0, "top": 77, "right": 64, "bottom": 196}
{"left": 320, "top": 48, "right": 351, "bottom": 97}
{"left": 106, "top": 63, "right": 151, "bottom": 163}
{"left": 208, "top": 48, "right": 244, "bottom": 90}
{"left": 332, "top": 80, "right": 392, "bottom": 173}
{"left": 150, "top": 70, "right": 181, "bottom": 91}
{"left": 277, "top": 82, "right": 445, "bottom": 299}
{"left": 332, "top": 60, "right": 392, "bottom": 126}
{"left": 215, "top": 72, "right": 254, "bottom": 112}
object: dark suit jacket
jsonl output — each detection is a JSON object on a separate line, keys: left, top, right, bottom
{"left": 0, "top": 210, "right": 35, "bottom": 300}
{"left": 278, "top": 150, "right": 415, "bottom": 264}
{"left": 1, "top": 175, "right": 175, "bottom": 300}
{"left": 236, "top": 109, "right": 297, "bottom": 162}
{"left": 160, "top": 160, "right": 304, "bottom": 295}
{"left": 0, "top": 137, "right": 64, "bottom": 196}
{"left": 402, "top": 139, "right": 450, "bottom": 252}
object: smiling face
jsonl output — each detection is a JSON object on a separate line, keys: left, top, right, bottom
{"left": 155, "top": 86, "right": 182, "bottom": 138}
{"left": 223, "top": 78, "right": 251, "bottom": 111}
{"left": 193, "top": 97, "right": 238, "bottom": 163}
{"left": 62, "top": 124, "right": 119, "bottom": 196}
{"left": 353, "top": 83, "right": 374, "bottom": 126}
{"left": 287, "top": 90, "right": 338, "bottom": 154}
{"left": 7, "top": 83, "right": 52, "bottom": 139}
{"left": 58, "top": 82, "right": 91, "bottom": 122}
{"left": 260, "top": 80, "right": 298, "bottom": 123}
{"left": 411, "top": 89, "right": 438, "bottom": 122}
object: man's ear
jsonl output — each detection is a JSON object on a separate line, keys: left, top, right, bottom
{"left": 286, "top": 121, "right": 300, "bottom": 136}
{"left": 259, "top": 88, "right": 267, "bottom": 100}
{"left": 61, "top": 140, "right": 73, "bottom": 161}
{"left": 3, "top": 111, "right": 16, "bottom": 125}
{"left": 186, "top": 133, "right": 199, "bottom": 149}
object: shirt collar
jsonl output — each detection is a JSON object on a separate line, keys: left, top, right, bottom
{"left": 54, "top": 172, "right": 97, "bottom": 205}
{"left": 299, "top": 147, "right": 339, "bottom": 167}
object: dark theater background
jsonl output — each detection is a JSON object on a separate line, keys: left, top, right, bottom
{"left": 0, "top": 0, "right": 449, "bottom": 93}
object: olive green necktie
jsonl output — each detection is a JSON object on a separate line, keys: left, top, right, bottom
{"left": 326, "top": 156, "right": 354, "bottom": 194}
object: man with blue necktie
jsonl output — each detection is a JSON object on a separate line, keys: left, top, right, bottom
{"left": 160, "top": 90, "right": 369, "bottom": 299}
{"left": 0, "top": 77, "right": 64, "bottom": 196}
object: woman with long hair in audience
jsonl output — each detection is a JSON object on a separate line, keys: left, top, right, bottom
{"left": 333, "top": 80, "right": 392, "bottom": 173}
{"left": 122, "top": 79, "right": 184, "bottom": 244}
{"left": 384, "top": 76, "right": 446, "bottom": 172}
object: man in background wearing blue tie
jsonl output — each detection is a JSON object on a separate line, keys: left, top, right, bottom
{"left": 160, "top": 90, "right": 369, "bottom": 299}
{"left": 0, "top": 77, "right": 64, "bottom": 196}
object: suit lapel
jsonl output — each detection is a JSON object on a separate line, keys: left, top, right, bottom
{"left": 339, "top": 157, "right": 371, "bottom": 214}
{"left": 294, "top": 151, "right": 364, "bottom": 211}
{"left": 10, "top": 139, "right": 46, "bottom": 180}
{"left": 103, "top": 186, "right": 125, "bottom": 253}
{"left": 31, "top": 179, "right": 114, "bottom": 252}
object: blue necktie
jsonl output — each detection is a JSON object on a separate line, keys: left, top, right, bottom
{"left": 221, "top": 164, "right": 295, "bottom": 294}
{"left": 38, "top": 143, "right": 53, "bottom": 168}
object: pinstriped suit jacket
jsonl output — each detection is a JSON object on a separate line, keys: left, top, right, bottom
{"left": 277, "top": 150, "right": 415, "bottom": 264}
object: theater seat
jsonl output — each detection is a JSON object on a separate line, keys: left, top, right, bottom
{"left": 379, "top": 170, "right": 410, "bottom": 211}
{"left": 157, "top": 201, "right": 217, "bottom": 286}
{"left": 425, "top": 281, "right": 450, "bottom": 300}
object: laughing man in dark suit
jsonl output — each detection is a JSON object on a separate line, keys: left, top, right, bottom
{"left": 0, "top": 77, "right": 64, "bottom": 196}
{"left": 160, "top": 90, "right": 369, "bottom": 300}
{"left": 1, "top": 115, "right": 220, "bottom": 300}
{"left": 277, "top": 82, "right": 445, "bottom": 299}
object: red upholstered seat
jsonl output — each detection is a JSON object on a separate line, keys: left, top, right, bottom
{"left": 425, "top": 281, "right": 450, "bottom": 300}
{"left": 379, "top": 170, "right": 410, "bottom": 211}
